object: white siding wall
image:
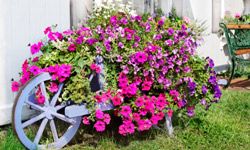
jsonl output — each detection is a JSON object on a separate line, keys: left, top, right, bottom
{"left": 0, "top": 0, "right": 70, "bottom": 125}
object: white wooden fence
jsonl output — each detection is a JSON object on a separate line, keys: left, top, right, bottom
{"left": 0, "top": 0, "right": 70, "bottom": 125}
{"left": 0, "top": 0, "right": 246, "bottom": 125}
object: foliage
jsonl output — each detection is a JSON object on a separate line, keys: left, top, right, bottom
{"left": 2, "top": 90, "right": 249, "bottom": 149}
{"left": 11, "top": 4, "right": 221, "bottom": 135}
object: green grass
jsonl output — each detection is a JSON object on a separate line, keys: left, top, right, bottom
{"left": 0, "top": 90, "right": 249, "bottom": 150}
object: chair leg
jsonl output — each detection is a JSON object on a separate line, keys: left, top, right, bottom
{"left": 225, "top": 59, "right": 236, "bottom": 88}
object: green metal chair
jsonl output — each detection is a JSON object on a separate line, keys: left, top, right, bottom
{"left": 219, "top": 23, "right": 250, "bottom": 87}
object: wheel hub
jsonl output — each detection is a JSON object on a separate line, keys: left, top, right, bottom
{"left": 44, "top": 106, "right": 57, "bottom": 120}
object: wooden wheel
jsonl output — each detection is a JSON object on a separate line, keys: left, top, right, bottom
{"left": 12, "top": 73, "right": 81, "bottom": 149}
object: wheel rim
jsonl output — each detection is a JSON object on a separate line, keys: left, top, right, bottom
{"left": 13, "top": 73, "right": 81, "bottom": 149}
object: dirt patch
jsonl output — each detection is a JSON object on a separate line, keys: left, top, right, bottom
{"left": 228, "top": 78, "right": 250, "bottom": 91}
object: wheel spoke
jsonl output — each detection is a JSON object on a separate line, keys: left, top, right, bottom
{"left": 55, "top": 104, "right": 66, "bottom": 111}
{"left": 25, "top": 100, "right": 45, "bottom": 112}
{"left": 34, "top": 118, "right": 48, "bottom": 145}
{"left": 40, "top": 82, "right": 49, "bottom": 106}
{"left": 50, "top": 83, "right": 64, "bottom": 107}
{"left": 49, "top": 119, "right": 59, "bottom": 142}
{"left": 22, "top": 113, "right": 45, "bottom": 128}
{"left": 51, "top": 112, "right": 76, "bottom": 124}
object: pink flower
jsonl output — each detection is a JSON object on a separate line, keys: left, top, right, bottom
{"left": 82, "top": 116, "right": 90, "bottom": 125}
{"left": 36, "top": 90, "right": 45, "bottom": 104}
{"left": 110, "top": 16, "right": 118, "bottom": 26}
{"left": 94, "top": 121, "right": 106, "bottom": 132}
{"left": 167, "top": 109, "right": 173, "bottom": 118}
{"left": 183, "top": 16, "right": 190, "bottom": 24}
{"left": 29, "top": 65, "right": 41, "bottom": 76}
{"left": 68, "top": 43, "right": 76, "bottom": 52}
{"left": 95, "top": 109, "right": 104, "bottom": 119}
{"left": 20, "top": 72, "right": 30, "bottom": 85}
{"left": 135, "top": 96, "right": 144, "bottom": 107}
{"left": 118, "top": 121, "right": 135, "bottom": 136}
{"left": 11, "top": 81, "right": 20, "bottom": 92}
{"left": 142, "top": 80, "right": 153, "bottom": 91}
{"left": 132, "top": 113, "right": 140, "bottom": 122}
{"left": 44, "top": 26, "right": 51, "bottom": 34}
{"left": 120, "top": 105, "right": 132, "bottom": 118}
{"left": 59, "top": 64, "right": 72, "bottom": 78}
{"left": 138, "top": 119, "right": 152, "bottom": 131}
{"left": 32, "top": 57, "right": 39, "bottom": 62}
{"left": 135, "top": 51, "right": 147, "bottom": 64}
{"left": 30, "top": 42, "right": 43, "bottom": 55}
{"left": 165, "top": 39, "right": 173, "bottom": 46}
{"left": 90, "top": 63, "right": 101, "bottom": 73}
{"left": 235, "top": 12, "right": 241, "bottom": 19}
{"left": 103, "top": 114, "right": 111, "bottom": 124}
{"left": 155, "top": 94, "right": 167, "bottom": 110}
{"left": 48, "top": 82, "right": 58, "bottom": 93}
{"left": 22, "top": 60, "right": 29, "bottom": 72}
{"left": 112, "top": 95, "right": 122, "bottom": 106}
{"left": 150, "top": 115, "right": 160, "bottom": 125}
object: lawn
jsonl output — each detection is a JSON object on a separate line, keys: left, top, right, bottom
{"left": 0, "top": 90, "right": 249, "bottom": 150}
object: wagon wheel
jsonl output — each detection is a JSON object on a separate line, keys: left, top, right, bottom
{"left": 12, "top": 73, "right": 81, "bottom": 149}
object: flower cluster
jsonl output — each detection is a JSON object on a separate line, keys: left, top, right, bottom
{"left": 12, "top": 7, "right": 221, "bottom": 135}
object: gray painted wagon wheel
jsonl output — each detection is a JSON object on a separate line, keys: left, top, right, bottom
{"left": 12, "top": 72, "right": 81, "bottom": 150}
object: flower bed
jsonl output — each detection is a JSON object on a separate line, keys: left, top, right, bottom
{"left": 12, "top": 5, "right": 221, "bottom": 136}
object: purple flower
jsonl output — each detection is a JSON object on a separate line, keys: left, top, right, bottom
{"left": 200, "top": 99, "right": 206, "bottom": 105}
{"left": 202, "top": 85, "right": 208, "bottom": 94}
{"left": 153, "top": 34, "right": 162, "bottom": 40}
{"left": 104, "top": 40, "right": 111, "bottom": 52}
{"left": 206, "top": 57, "right": 215, "bottom": 68}
{"left": 118, "top": 42, "right": 124, "bottom": 49}
{"left": 135, "top": 51, "right": 147, "bottom": 64}
{"left": 75, "top": 36, "right": 83, "bottom": 44}
{"left": 145, "top": 22, "right": 151, "bottom": 32}
{"left": 187, "top": 106, "right": 195, "bottom": 117}
{"left": 110, "top": 16, "right": 118, "bottom": 26}
{"left": 213, "top": 85, "right": 222, "bottom": 99}
{"left": 117, "top": 55, "right": 123, "bottom": 62}
{"left": 86, "top": 38, "right": 98, "bottom": 46}
{"left": 167, "top": 28, "right": 174, "bottom": 36}
{"left": 209, "top": 76, "right": 217, "bottom": 85}
{"left": 158, "top": 19, "right": 164, "bottom": 26}
{"left": 165, "top": 39, "right": 173, "bottom": 46}
{"left": 120, "top": 17, "right": 128, "bottom": 25}
{"left": 135, "top": 15, "right": 142, "bottom": 22}
{"left": 68, "top": 43, "right": 76, "bottom": 52}
{"left": 134, "top": 35, "right": 141, "bottom": 42}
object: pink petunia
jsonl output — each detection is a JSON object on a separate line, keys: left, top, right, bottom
{"left": 135, "top": 51, "right": 147, "bottom": 64}
{"left": 103, "top": 114, "right": 111, "bottom": 124}
{"left": 90, "top": 63, "right": 101, "bottom": 73}
{"left": 11, "top": 81, "right": 20, "bottom": 92}
{"left": 95, "top": 109, "right": 104, "bottom": 119}
{"left": 20, "top": 72, "right": 30, "bottom": 85}
{"left": 135, "top": 96, "right": 144, "bottom": 107}
{"left": 111, "top": 95, "right": 122, "bottom": 106}
{"left": 120, "top": 105, "right": 132, "bottom": 118}
{"left": 29, "top": 65, "right": 42, "bottom": 76}
{"left": 138, "top": 119, "right": 152, "bottom": 131}
{"left": 82, "top": 116, "right": 90, "bottom": 125}
{"left": 44, "top": 26, "right": 51, "bottom": 34}
{"left": 167, "top": 109, "right": 173, "bottom": 118}
{"left": 48, "top": 82, "right": 58, "bottom": 93}
{"left": 94, "top": 121, "right": 106, "bottom": 132}
{"left": 68, "top": 43, "right": 76, "bottom": 52}
{"left": 142, "top": 80, "right": 153, "bottom": 91}
{"left": 30, "top": 42, "right": 43, "bottom": 55}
